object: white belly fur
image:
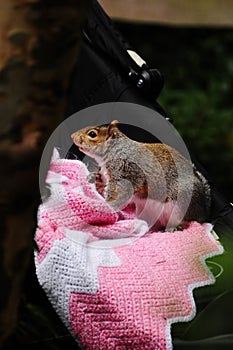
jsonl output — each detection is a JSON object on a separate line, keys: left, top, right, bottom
{"left": 132, "top": 196, "right": 184, "bottom": 230}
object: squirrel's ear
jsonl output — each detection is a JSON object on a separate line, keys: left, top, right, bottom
{"left": 107, "top": 120, "right": 119, "bottom": 139}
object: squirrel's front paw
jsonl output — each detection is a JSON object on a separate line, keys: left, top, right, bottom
{"left": 87, "top": 172, "right": 97, "bottom": 183}
{"left": 87, "top": 172, "right": 103, "bottom": 184}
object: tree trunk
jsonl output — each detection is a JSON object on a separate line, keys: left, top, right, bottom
{"left": 0, "top": 0, "right": 89, "bottom": 346}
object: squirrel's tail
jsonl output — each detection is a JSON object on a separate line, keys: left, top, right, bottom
{"left": 193, "top": 166, "right": 212, "bottom": 221}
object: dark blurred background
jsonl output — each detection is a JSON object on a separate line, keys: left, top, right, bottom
{"left": 3, "top": 1, "right": 232, "bottom": 349}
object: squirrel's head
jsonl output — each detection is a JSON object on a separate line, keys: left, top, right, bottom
{"left": 71, "top": 120, "right": 121, "bottom": 157}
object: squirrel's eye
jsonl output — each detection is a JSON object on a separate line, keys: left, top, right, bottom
{"left": 87, "top": 130, "right": 97, "bottom": 138}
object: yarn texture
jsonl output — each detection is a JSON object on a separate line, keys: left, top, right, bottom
{"left": 35, "top": 149, "right": 223, "bottom": 349}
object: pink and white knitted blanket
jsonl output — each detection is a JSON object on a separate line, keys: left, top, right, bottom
{"left": 35, "top": 149, "right": 223, "bottom": 350}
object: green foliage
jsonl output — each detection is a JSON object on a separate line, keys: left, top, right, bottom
{"left": 118, "top": 23, "right": 233, "bottom": 200}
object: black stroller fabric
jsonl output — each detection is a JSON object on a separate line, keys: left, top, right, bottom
{"left": 64, "top": 1, "right": 233, "bottom": 349}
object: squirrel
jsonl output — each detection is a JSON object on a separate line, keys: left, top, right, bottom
{"left": 71, "top": 120, "right": 211, "bottom": 230}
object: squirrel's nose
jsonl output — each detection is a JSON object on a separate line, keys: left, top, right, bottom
{"left": 71, "top": 133, "right": 83, "bottom": 145}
